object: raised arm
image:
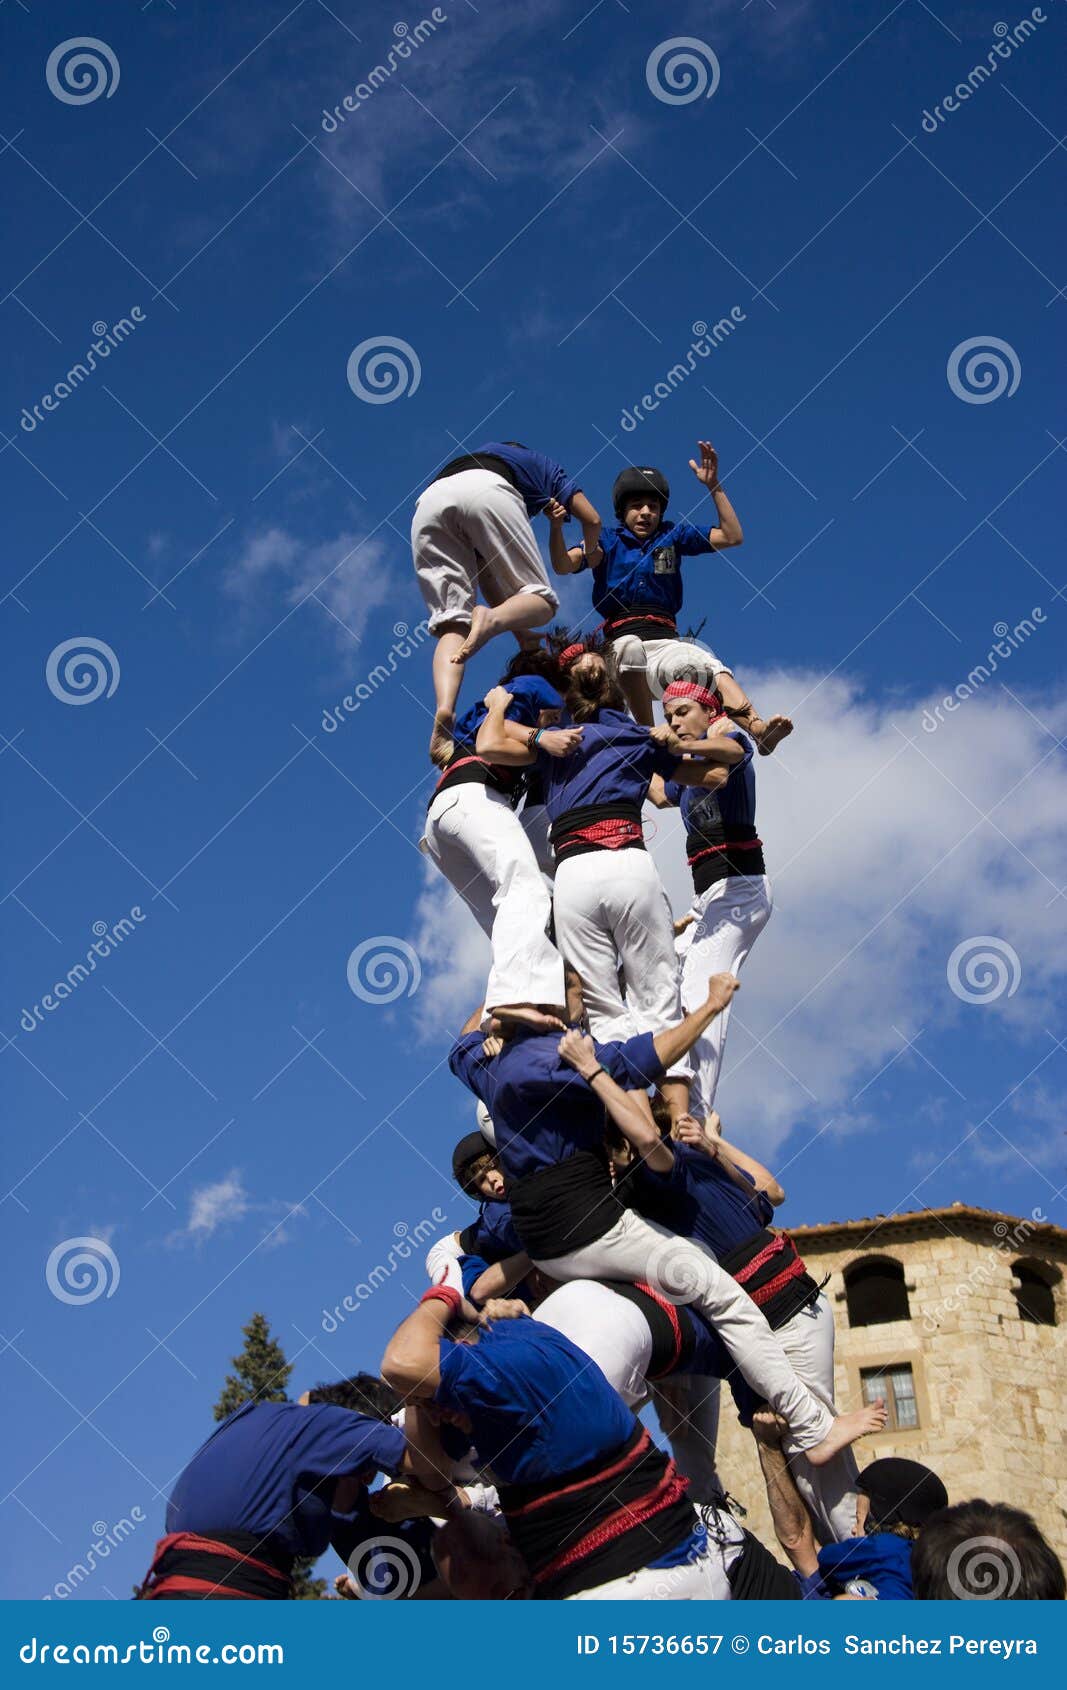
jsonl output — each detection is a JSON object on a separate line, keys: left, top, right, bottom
{"left": 381, "top": 1295, "right": 459, "bottom": 1399}
{"left": 652, "top": 973, "right": 739, "bottom": 1072}
{"left": 558, "top": 1030, "right": 673, "bottom": 1172}
{"left": 752, "top": 1412, "right": 819, "bottom": 1576}
{"left": 474, "top": 688, "right": 537, "bottom": 765}
{"left": 689, "top": 441, "right": 743, "bottom": 548}
{"left": 545, "top": 498, "right": 587, "bottom": 575}
{"left": 705, "top": 1112, "right": 786, "bottom": 1205}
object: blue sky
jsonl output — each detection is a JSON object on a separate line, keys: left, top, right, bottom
{"left": 2, "top": 0, "right": 1065, "bottom": 1600}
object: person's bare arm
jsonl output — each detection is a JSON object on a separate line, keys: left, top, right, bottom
{"left": 567, "top": 490, "right": 603, "bottom": 567}
{"left": 545, "top": 498, "right": 587, "bottom": 574}
{"left": 647, "top": 772, "right": 674, "bottom": 810}
{"left": 689, "top": 441, "right": 743, "bottom": 548}
{"left": 652, "top": 974, "right": 739, "bottom": 1072}
{"left": 381, "top": 1298, "right": 458, "bottom": 1399}
{"left": 558, "top": 1030, "right": 673, "bottom": 1172}
{"left": 459, "top": 1004, "right": 486, "bottom": 1037}
{"left": 469, "top": 1253, "right": 533, "bottom": 1304}
{"left": 676, "top": 1113, "right": 786, "bottom": 1206}
{"left": 650, "top": 722, "right": 746, "bottom": 767}
{"left": 752, "top": 1412, "right": 819, "bottom": 1576}
{"left": 476, "top": 687, "right": 582, "bottom": 765}
{"left": 398, "top": 1400, "right": 464, "bottom": 1503}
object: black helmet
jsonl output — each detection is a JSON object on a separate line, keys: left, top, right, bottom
{"left": 857, "top": 1458, "right": 948, "bottom": 1530}
{"left": 452, "top": 1131, "right": 490, "bottom": 1193}
{"left": 613, "top": 465, "right": 669, "bottom": 520}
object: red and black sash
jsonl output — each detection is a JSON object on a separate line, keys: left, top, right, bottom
{"left": 432, "top": 751, "right": 524, "bottom": 807}
{"left": 136, "top": 1531, "right": 294, "bottom": 1601}
{"left": 688, "top": 823, "right": 766, "bottom": 891}
{"left": 602, "top": 611, "right": 678, "bottom": 643}
{"left": 499, "top": 1425, "right": 696, "bottom": 1599}
{"left": 550, "top": 802, "right": 644, "bottom": 860}
{"left": 604, "top": 1280, "right": 696, "bottom": 1378}
{"left": 719, "top": 1229, "right": 820, "bottom": 1331}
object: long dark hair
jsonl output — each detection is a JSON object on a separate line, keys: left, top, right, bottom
{"left": 564, "top": 650, "right": 626, "bottom": 723}
{"left": 499, "top": 645, "right": 564, "bottom": 693}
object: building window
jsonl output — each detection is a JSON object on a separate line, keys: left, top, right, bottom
{"left": 844, "top": 1256, "right": 911, "bottom": 1326}
{"left": 1011, "top": 1259, "right": 1058, "bottom": 1327}
{"left": 861, "top": 1363, "right": 919, "bottom": 1430}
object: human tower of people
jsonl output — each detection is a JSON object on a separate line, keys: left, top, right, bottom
{"left": 140, "top": 441, "right": 1065, "bottom": 1603}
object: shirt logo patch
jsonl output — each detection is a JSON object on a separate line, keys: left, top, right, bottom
{"left": 651, "top": 545, "right": 677, "bottom": 574}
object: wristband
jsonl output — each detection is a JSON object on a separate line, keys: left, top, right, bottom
{"left": 420, "top": 1285, "right": 463, "bottom": 1317}
{"left": 533, "top": 728, "right": 544, "bottom": 746}
{"left": 585, "top": 1066, "right": 606, "bottom": 1084}
{"left": 526, "top": 726, "right": 539, "bottom": 751}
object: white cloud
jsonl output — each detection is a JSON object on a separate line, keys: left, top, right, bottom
{"left": 185, "top": 1173, "right": 250, "bottom": 1239}
{"left": 223, "top": 525, "right": 395, "bottom": 651}
{"left": 409, "top": 670, "right": 1067, "bottom": 1154}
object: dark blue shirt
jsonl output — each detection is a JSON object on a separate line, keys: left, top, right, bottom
{"left": 452, "top": 441, "right": 582, "bottom": 517}
{"left": 449, "top": 1026, "right": 664, "bottom": 1183}
{"left": 461, "top": 1198, "right": 523, "bottom": 1262}
{"left": 166, "top": 1401, "right": 406, "bottom": 1558}
{"left": 435, "top": 1317, "right": 633, "bottom": 1484}
{"left": 454, "top": 673, "right": 562, "bottom": 753}
{"left": 802, "top": 1533, "right": 915, "bottom": 1600}
{"left": 579, "top": 520, "right": 715, "bottom": 620}
{"left": 535, "top": 708, "right": 678, "bottom": 818}
{"left": 663, "top": 732, "right": 756, "bottom": 833}
{"left": 622, "top": 1142, "right": 772, "bottom": 1257}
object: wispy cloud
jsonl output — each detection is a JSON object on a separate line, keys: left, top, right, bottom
{"left": 223, "top": 523, "right": 396, "bottom": 650}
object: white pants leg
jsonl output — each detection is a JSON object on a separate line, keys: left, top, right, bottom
{"left": 553, "top": 848, "right": 689, "bottom": 1076}
{"left": 775, "top": 1294, "right": 859, "bottom": 1543}
{"left": 534, "top": 1282, "right": 652, "bottom": 1410}
{"left": 535, "top": 1210, "right": 833, "bottom": 1450}
{"left": 421, "top": 785, "right": 564, "bottom": 1010}
{"left": 411, "top": 469, "right": 558, "bottom": 633}
{"left": 566, "top": 1515, "right": 745, "bottom": 1600}
{"left": 651, "top": 1375, "right": 722, "bottom": 1504}
{"left": 518, "top": 801, "right": 554, "bottom": 880}
{"left": 680, "top": 874, "right": 772, "bottom": 1116}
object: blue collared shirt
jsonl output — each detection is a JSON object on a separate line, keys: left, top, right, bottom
{"left": 579, "top": 519, "right": 715, "bottom": 619}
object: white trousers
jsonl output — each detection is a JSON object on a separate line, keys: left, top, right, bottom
{"left": 612, "top": 636, "right": 731, "bottom": 697}
{"left": 552, "top": 846, "right": 689, "bottom": 1080}
{"left": 421, "top": 784, "right": 564, "bottom": 1011}
{"left": 566, "top": 1513, "right": 746, "bottom": 1600}
{"left": 776, "top": 1294, "right": 858, "bottom": 1543}
{"left": 651, "top": 1375, "right": 722, "bottom": 1505}
{"left": 411, "top": 469, "right": 558, "bottom": 634}
{"left": 535, "top": 1209, "right": 833, "bottom": 1451}
{"left": 677, "top": 874, "right": 772, "bottom": 1116}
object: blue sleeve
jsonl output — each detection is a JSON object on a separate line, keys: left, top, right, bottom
{"left": 650, "top": 739, "right": 683, "bottom": 780}
{"left": 799, "top": 1571, "right": 830, "bottom": 1600}
{"left": 596, "top": 1030, "right": 665, "bottom": 1089}
{"left": 504, "top": 676, "right": 562, "bottom": 728}
{"left": 675, "top": 521, "right": 716, "bottom": 556}
{"left": 302, "top": 1408, "right": 406, "bottom": 1482}
{"left": 460, "top": 1254, "right": 491, "bottom": 1299}
{"left": 449, "top": 1033, "right": 496, "bottom": 1109}
{"left": 662, "top": 779, "right": 683, "bottom": 808}
{"left": 434, "top": 1342, "right": 471, "bottom": 1415}
{"left": 726, "top": 729, "right": 754, "bottom": 769}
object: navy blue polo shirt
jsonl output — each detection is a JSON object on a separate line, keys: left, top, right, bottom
{"left": 454, "top": 674, "right": 562, "bottom": 753}
{"left": 460, "top": 1198, "right": 523, "bottom": 1262}
{"left": 621, "top": 1142, "right": 773, "bottom": 1258}
{"left": 449, "top": 1025, "right": 664, "bottom": 1184}
{"left": 439, "top": 442, "right": 582, "bottom": 517}
{"left": 579, "top": 520, "right": 715, "bottom": 620}
{"left": 165, "top": 1401, "right": 405, "bottom": 1558}
{"left": 435, "top": 1317, "right": 633, "bottom": 1485}
{"left": 534, "top": 708, "right": 679, "bottom": 818}
{"left": 663, "top": 732, "right": 756, "bottom": 833}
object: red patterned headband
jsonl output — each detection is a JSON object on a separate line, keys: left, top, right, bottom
{"left": 559, "top": 641, "right": 591, "bottom": 670}
{"left": 662, "top": 680, "right": 722, "bottom": 713}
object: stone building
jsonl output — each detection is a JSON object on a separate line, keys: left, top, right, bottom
{"left": 713, "top": 1203, "right": 1067, "bottom": 1561}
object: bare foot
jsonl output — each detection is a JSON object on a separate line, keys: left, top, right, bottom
{"left": 805, "top": 1398, "right": 887, "bottom": 1467}
{"left": 756, "top": 714, "right": 794, "bottom": 755}
{"left": 491, "top": 1004, "right": 567, "bottom": 1032}
{"left": 451, "top": 604, "right": 495, "bottom": 664}
{"left": 429, "top": 710, "right": 455, "bottom": 768}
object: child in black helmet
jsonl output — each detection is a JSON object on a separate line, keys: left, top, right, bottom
{"left": 547, "top": 441, "right": 792, "bottom": 752}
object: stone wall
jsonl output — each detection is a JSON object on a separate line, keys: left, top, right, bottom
{"left": 712, "top": 1210, "right": 1067, "bottom": 1561}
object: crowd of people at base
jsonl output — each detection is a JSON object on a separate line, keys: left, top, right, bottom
{"left": 138, "top": 441, "right": 1067, "bottom": 1602}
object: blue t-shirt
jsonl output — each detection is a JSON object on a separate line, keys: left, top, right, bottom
{"left": 444, "top": 441, "right": 581, "bottom": 517}
{"left": 663, "top": 732, "right": 756, "bottom": 833}
{"left": 166, "top": 1400, "right": 406, "bottom": 1558}
{"left": 535, "top": 708, "right": 678, "bottom": 818}
{"left": 580, "top": 520, "right": 715, "bottom": 620}
{"left": 622, "top": 1142, "right": 773, "bottom": 1257}
{"left": 435, "top": 1317, "right": 633, "bottom": 1485}
{"left": 454, "top": 673, "right": 562, "bottom": 753}
{"left": 461, "top": 1198, "right": 523, "bottom": 1262}
{"left": 450, "top": 1025, "right": 663, "bottom": 1183}
{"left": 801, "top": 1533, "right": 915, "bottom": 1600}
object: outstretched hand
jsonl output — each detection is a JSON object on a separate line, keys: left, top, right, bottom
{"left": 688, "top": 439, "right": 721, "bottom": 490}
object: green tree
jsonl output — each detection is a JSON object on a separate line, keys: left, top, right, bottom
{"left": 213, "top": 1312, "right": 327, "bottom": 1601}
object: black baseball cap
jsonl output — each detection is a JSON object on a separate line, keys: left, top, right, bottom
{"left": 857, "top": 1458, "right": 948, "bottom": 1528}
